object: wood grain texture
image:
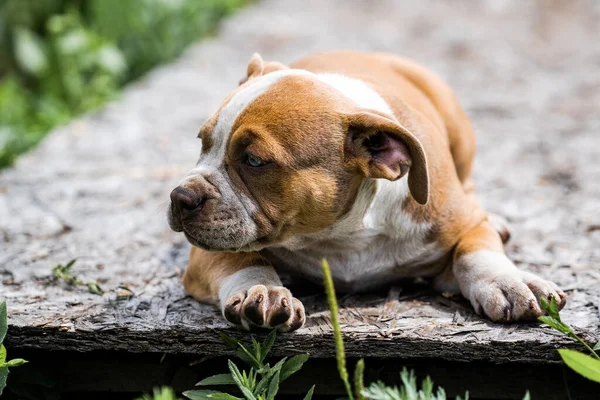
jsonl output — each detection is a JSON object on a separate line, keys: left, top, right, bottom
{"left": 1, "top": 0, "right": 599, "bottom": 363}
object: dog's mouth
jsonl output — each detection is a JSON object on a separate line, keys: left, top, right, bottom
{"left": 168, "top": 200, "right": 268, "bottom": 252}
{"left": 182, "top": 230, "right": 208, "bottom": 249}
{"left": 167, "top": 203, "right": 184, "bottom": 232}
{"left": 181, "top": 230, "right": 256, "bottom": 252}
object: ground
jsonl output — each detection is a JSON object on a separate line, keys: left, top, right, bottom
{"left": 1, "top": 0, "right": 599, "bottom": 398}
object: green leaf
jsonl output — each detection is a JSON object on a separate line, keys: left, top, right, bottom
{"left": 522, "top": 390, "right": 531, "bottom": 400}
{"left": 207, "top": 394, "right": 243, "bottom": 400}
{"left": 251, "top": 336, "right": 261, "bottom": 360}
{"left": 0, "top": 302, "right": 7, "bottom": 344}
{"left": 87, "top": 282, "right": 104, "bottom": 295}
{"left": 400, "top": 368, "right": 418, "bottom": 398}
{"left": 13, "top": 27, "right": 48, "bottom": 77}
{"left": 255, "top": 357, "right": 286, "bottom": 395}
{"left": 228, "top": 360, "right": 244, "bottom": 387}
{"left": 183, "top": 390, "right": 242, "bottom": 400}
{"left": 421, "top": 376, "right": 434, "bottom": 397}
{"left": 260, "top": 330, "right": 276, "bottom": 362}
{"left": 539, "top": 296, "right": 560, "bottom": 320}
{"left": 197, "top": 374, "right": 236, "bottom": 386}
{"left": 303, "top": 385, "right": 315, "bottom": 400}
{"left": 266, "top": 369, "right": 280, "bottom": 400}
{"left": 5, "top": 358, "right": 28, "bottom": 368}
{"left": 270, "top": 358, "right": 287, "bottom": 378}
{"left": 537, "top": 316, "right": 572, "bottom": 335}
{"left": 593, "top": 342, "right": 600, "bottom": 352}
{"left": 0, "top": 366, "right": 8, "bottom": 395}
{"left": 558, "top": 349, "right": 600, "bottom": 383}
{"left": 280, "top": 353, "right": 309, "bottom": 382}
{"left": 228, "top": 360, "right": 257, "bottom": 400}
{"left": 0, "top": 345, "right": 6, "bottom": 364}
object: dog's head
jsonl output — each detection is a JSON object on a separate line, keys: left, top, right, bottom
{"left": 168, "top": 54, "right": 429, "bottom": 251}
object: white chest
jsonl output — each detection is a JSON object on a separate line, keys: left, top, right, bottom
{"left": 265, "top": 179, "right": 445, "bottom": 291}
{"left": 266, "top": 233, "right": 444, "bottom": 292}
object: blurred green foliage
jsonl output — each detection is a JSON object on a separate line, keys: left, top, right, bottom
{"left": 0, "top": 0, "right": 246, "bottom": 167}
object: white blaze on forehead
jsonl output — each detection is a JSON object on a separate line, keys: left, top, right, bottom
{"left": 316, "top": 73, "right": 394, "bottom": 116}
{"left": 197, "top": 69, "right": 313, "bottom": 170}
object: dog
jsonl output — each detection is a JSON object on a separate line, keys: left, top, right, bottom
{"left": 168, "top": 51, "right": 566, "bottom": 332}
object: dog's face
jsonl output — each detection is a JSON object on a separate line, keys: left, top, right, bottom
{"left": 168, "top": 55, "right": 429, "bottom": 251}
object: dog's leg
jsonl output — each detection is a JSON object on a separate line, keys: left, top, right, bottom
{"left": 183, "top": 246, "right": 305, "bottom": 331}
{"left": 434, "top": 221, "right": 566, "bottom": 322}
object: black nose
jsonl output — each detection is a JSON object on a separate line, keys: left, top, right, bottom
{"left": 170, "top": 187, "right": 204, "bottom": 214}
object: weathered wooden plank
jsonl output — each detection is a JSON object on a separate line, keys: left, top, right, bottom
{"left": 1, "top": 0, "right": 599, "bottom": 367}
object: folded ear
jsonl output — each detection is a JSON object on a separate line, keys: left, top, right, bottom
{"left": 239, "top": 53, "right": 289, "bottom": 85}
{"left": 344, "top": 111, "right": 430, "bottom": 205}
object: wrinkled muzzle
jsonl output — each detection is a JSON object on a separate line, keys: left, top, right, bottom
{"left": 167, "top": 169, "right": 259, "bottom": 251}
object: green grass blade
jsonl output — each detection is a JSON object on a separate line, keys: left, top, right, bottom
{"left": 322, "top": 258, "right": 354, "bottom": 400}
{"left": 354, "top": 359, "right": 365, "bottom": 400}
{"left": 558, "top": 349, "right": 600, "bottom": 383}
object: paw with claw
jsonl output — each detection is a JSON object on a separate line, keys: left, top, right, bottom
{"left": 468, "top": 269, "right": 567, "bottom": 322}
{"left": 457, "top": 250, "right": 567, "bottom": 322}
{"left": 222, "top": 285, "right": 305, "bottom": 332}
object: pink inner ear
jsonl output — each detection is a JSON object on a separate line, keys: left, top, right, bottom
{"left": 365, "top": 132, "right": 411, "bottom": 177}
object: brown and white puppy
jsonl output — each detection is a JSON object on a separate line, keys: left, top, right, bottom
{"left": 168, "top": 51, "right": 566, "bottom": 332}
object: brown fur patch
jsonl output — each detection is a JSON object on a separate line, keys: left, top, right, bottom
{"left": 453, "top": 220, "right": 505, "bottom": 261}
{"left": 183, "top": 247, "right": 267, "bottom": 303}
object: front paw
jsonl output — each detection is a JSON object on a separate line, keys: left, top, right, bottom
{"left": 468, "top": 271, "right": 567, "bottom": 322}
{"left": 222, "top": 285, "right": 305, "bottom": 332}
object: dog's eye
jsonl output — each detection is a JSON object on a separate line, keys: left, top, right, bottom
{"left": 245, "top": 154, "right": 266, "bottom": 167}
